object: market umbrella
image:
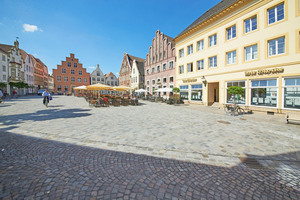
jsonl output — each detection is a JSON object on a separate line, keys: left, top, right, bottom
{"left": 135, "top": 89, "right": 147, "bottom": 93}
{"left": 113, "top": 85, "right": 131, "bottom": 91}
{"left": 87, "top": 83, "right": 113, "bottom": 98}
{"left": 74, "top": 85, "right": 87, "bottom": 90}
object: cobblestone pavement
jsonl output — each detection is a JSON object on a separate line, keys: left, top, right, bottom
{"left": 1, "top": 132, "right": 299, "bottom": 200}
{"left": 0, "top": 95, "right": 299, "bottom": 199}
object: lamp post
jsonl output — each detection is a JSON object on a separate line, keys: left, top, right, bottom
{"left": 201, "top": 76, "right": 207, "bottom": 87}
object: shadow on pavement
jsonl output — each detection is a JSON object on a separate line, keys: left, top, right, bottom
{"left": 0, "top": 108, "right": 91, "bottom": 127}
{"left": 0, "top": 131, "right": 299, "bottom": 199}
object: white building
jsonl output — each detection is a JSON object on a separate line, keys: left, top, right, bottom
{"left": 105, "top": 72, "right": 119, "bottom": 86}
{"left": 0, "top": 48, "right": 8, "bottom": 93}
{"left": 91, "top": 64, "right": 106, "bottom": 85}
{"left": 130, "top": 59, "right": 145, "bottom": 90}
{"left": 0, "top": 40, "right": 25, "bottom": 95}
{"left": 21, "top": 49, "right": 34, "bottom": 94}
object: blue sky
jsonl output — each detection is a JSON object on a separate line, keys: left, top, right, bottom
{"left": 0, "top": 0, "right": 220, "bottom": 76}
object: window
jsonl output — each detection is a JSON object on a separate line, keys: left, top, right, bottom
{"left": 84, "top": 78, "right": 87, "bottom": 83}
{"left": 179, "top": 85, "right": 189, "bottom": 100}
{"left": 197, "top": 60, "right": 204, "bottom": 70}
{"left": 97, "top": 78, "right": 100, "bottom": 81}
{"left": 97, "top": 72, "right": 100, "bottom": 76}
{"left": 133, "top": 68, "right": 135, "bottom": 74}
{"left": 64, "top": 86, "right": 68, "bottom": 92}
{"left": 226, "top": 50, "right": 237, "bottom": 65}
{"left": 92, "top": 77, "right": 96, "bottom": 81}
{"left": 78, "top": 78, "right": 81, "bottom": 82}
{"left": 268, "top": 3, "right": 284, "bottom": 25}
{"left": 101, "top": 78, "right": 104, "bottom": 82}
{"left": 62, "top": 68, "right": 66, "bottom": 74}
{"left": 169, "top": 61, "right": 174, "bottom": 69}
{"left": 209, "top": 34, "right": 217, "bottom": 47}
{"left": 71, "top": 70, "right": 75, "bottom": 74}
{"left": 2, "top": 65, "right": 6, "bottom": 72}
{"left": 157, "top": 78, "right": 161, "bottom": 84}
{"left": 152, "top": 80, "right": 155, "bottom": 84}
{"left": 209, "top": 56, "right": 217, "bottom": 68}
{"left": 197, "top": 40, "right": 204, "bottom": 51}
{"left": 152, "top": 67, "right": 154, "bottom": 73}
{"left": 226, "top": 81, "right": 246, "bottom": 104}
{"left": 147, "top": 81, "right": 149, "bottom": 85}
{"left": 64, "top": 77, "right": 68, "bottom": 82}
{"left": 244, "top": 15, "right": 257, "bottom": 33}
{"left": 179, "top": 65, "right": 184, "bottom": 74}
{"left": 115, "top": 81, "right": 118, "bottom": 85}
{"left": 170, "top": 77, "right": 174, "bottom": 83}
{"left": 3, "top": 75, "right": 6, "bottom": 81}
{"left": 191, "top": 84, "right": 203, "bottom": 101}
{"left": 179, "top": 49, "right": 184, "bottom": 58}
{"left": 2, "top": 55, "right": 5, "bottom": 61}
{"left": 79, "top": 70, "right": 82, "bottom": 75}
{"left": 187, "top": 44, "right": 193, "bottom": 55}
{"left": 163, "top": 78, "right": 167, "bottom": 83}
{"left": 163, "top": 63, "right": 167, "bottom": 71}
{"left": 147, "top": 69, "right": 149, "bottom": 74}
{"left": 283, "top": 78, "right": 300, "bottom": 109}
{"left": 268, "top": 36, "right": 285, "bottom": 56}
{"left": 245, "top": 44, "right": 258, "bottom": 61}
{"left": 251, "top": 79, "right": 277, "bottom": 107}
{"left": 74, "top": 63, "right": 77, "bottom": 68}
{"left": 68, "top": 62, "right": 71, "bottom": 67}
{"left": 71, "top": 77, "right": 75, "bottom": 82}
{"left": 111, "top": 77, "right": 113, "bottom": 80}
{"left": 57, "top": 85, "right": 61, "bottom": 91}
{"left": 226, "top": 25, "right": 236, "bottom": 40}
{"left": 187, "top": 63, "right": 193, "bottom": 72}
{"left": 157, "top": 65, "right": 160, "bottom": 72}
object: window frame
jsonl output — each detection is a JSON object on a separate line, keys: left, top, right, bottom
{"left": 244, "top": 15, "right": 258, "bottom": 34}
{"left": 267, "top": 35, "right": 287, "bottom": 58}
{"left": 62, "top": 68, "right": 66, "bottom": 74}
{"left": 226, "top": 49, "right": 237, "bottom": 66}
{"left": 226, "top": 24, "right": 237, "bottom": 41}
{"left": 197, "top": 39, "right": 204, "bottom": 51}
{"left": 187, "top": 62, "right": 193, "bottom": 72}
{"left": 244, "top": 43, "right": 259, "bottom": 62}
{"left": 179, "top": 65, "right": 184, "bottom": 74}
{"left": 208, "top": 56, "right": 217, "bottom": 68}
{"left": 282, "top": 77, "right": 300, "bottom": 110}
{"left": 197, "top": 59, "right": 204, "bottom": 71}
{"left": 208, "top": 33, "right": 217, "bottom": 47}
{"left": 187, "top": 44, "right": 193, "bottom": 55}
{"left": 179, "top": 49, "right": 184, "bottom": 58}
{"left": 265, "top": 1, "right": 287, "bottom": 27}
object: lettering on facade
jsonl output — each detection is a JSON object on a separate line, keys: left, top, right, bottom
{"left": 245, "top": 68, "right": 284, "bottom": 76}
{"left": 182, "top": 78, "right": 197, "bottom": 83}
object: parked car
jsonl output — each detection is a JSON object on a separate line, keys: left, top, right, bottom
{"left": 37, "top": 89, "right": 46, "bottom": 95}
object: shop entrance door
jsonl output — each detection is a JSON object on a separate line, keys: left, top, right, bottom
{"left": 207, "top": 82, "right": 219, "bottom": 106}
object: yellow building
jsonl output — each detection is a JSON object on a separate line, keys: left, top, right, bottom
{"left": 175, "top": 0, "right": 300, "bottom": 113}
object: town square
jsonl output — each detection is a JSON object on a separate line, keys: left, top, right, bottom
{"left": 1, "top": 0, "right": 300, "bottom": 199}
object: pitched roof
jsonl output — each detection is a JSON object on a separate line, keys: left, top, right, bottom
{"left": 127, "top": 54, "right": 145, "bottom": 76}
{"left": 176, "top": 0, "right": 239, "bottom": 39}
{"left": 105, "top": 72, "right": 115, "bottom": 78}
{"left": 20, "top": 49, "right": 28, "bottom": 60}
{"left": 0, "top": 44, "right": 13, "bottom": 53}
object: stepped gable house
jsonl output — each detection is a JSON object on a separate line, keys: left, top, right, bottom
{"left": 119, "top": 53, "right": 145, "bottom": 88}
{"left": 53, "top": 53, "right": 90, "bottom": 94}
{"left": 145, "top": 30, "right": 176, "bottom": 95}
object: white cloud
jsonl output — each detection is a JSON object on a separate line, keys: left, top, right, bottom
{"left": 23, "top": 24, "right": 43, "bottom": 32}
{"left": 115, "top": 72, "right": 119, "bottom": 76}
{"left": 87, "top": 66, "right": 96, "bottom": 69}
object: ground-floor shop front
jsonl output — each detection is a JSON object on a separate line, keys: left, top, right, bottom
{"left": 177, "top": 63, "right": 300, "bottom": 114}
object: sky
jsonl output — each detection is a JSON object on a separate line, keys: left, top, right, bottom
{"left": 0, "top": 0, "right": 221, "bottom": 76}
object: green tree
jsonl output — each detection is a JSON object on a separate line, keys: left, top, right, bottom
{"left": 172, "top": 87, "right": 180, "bottom": 93}
{"left": 227, "top": 86, "right": 245, "bottom": 104}
{"left": 0, "top": 82, "right": 7, "bottom": 88}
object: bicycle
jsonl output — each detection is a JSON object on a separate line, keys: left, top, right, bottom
{"left": 43, "top": 96, "right": 49, "bottom": 108}
{"left": 224, "top": 104, "right": 245, "bottom": 116}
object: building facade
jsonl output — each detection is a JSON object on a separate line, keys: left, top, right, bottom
{"left": 0, "top": 48, "right": 8, "bottom": 93}
{"left": 32, "top": 55, "right": 45, "bottom": 92}
{"left": 48, "top": 74, "right": 54, "bottom": 92}
{"left": 119, "top": 53, "right": 145, "bottom": 87}
{"left": 0, "top": 40, "right": 25, "bottom": 95}
{"left": 53, "top": 53, "right": 90, "bottom": 94}
{"left": 20, "top": 50, "right": 34, "bottom": 94}
{"left": 145, "top": 30, "right": 176, "bottom": 94}
{"left": 91, "top": 64, "right": 106, "bottom": 85}
{"left": 130, "top": 59, "right": 145, "bottom": 90}
{"left": 105, "top": 72, "right": 119, "bottom": 86}
{"left": 175, "top": 0, "right": 300, "bottom": 113}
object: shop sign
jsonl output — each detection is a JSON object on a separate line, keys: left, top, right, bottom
{"left": 245, "top": 68, "right": 284, "bottom": 76}
{"left": 183, "top": 78, "right": 197, "bottom": 83}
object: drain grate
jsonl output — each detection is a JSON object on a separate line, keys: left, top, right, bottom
{"left": 218, "top": 121, "right": 231, "bottom": 124}
{"left": 239, "top": 157, "right": 265, "bottom": 169}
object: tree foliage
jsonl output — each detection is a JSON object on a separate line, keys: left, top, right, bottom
{"left": 227, "top": 86, "right": 245, "bottom": 95}
{"left": 0, "top": 82, "right": 7, "bottom": 88}
{"left": 172, "top": 87, "right": 180, "bottom": 93}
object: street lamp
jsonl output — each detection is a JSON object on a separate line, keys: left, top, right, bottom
{"left": 201, "top": 76, "right": 207, "bottom": 87}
